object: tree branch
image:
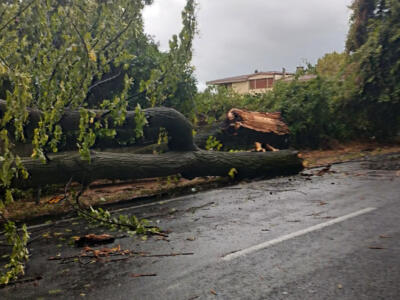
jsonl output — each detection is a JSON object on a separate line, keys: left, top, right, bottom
{"left": 87, "top": 70, "right": 122, "bottom": 93}
{"left": 0, "top": 0, "right": 37, "bottom": 33}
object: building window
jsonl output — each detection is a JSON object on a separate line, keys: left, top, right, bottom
{"left": 256, "top": 79, "right": 267, "bottom": 89}
{"left": 249, "top": 78, "right": 274, "bottom": 89}
{"left": 266, "top": 78, "right": 274, "bottom": 88}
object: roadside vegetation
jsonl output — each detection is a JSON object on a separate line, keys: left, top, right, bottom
{"left": 0, "top": 0, "right": 399, "bottom": 285}
{"left": 195, "top": 0, "right": 400, "bottom": 148}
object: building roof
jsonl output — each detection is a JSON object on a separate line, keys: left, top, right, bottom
{"left": 206, "top": 71, "right": 293, "bottom": 85}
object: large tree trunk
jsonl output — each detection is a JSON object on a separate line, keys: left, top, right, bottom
{"left": 10, "top": 150, "right": 303, "bottom": 189}
{"left": 0, "top": 99, "right": 197, "bottom": 155}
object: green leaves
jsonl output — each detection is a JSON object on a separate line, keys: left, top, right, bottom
{"left": 205, "top": 136, "right": 223, "bottom": 151}
{"left": 0, "top": 0, "right": 157, "bottom": 284}
{"left": 0, "top": 0, "right": 197, "bottom": 284}
{"left": 0, "top": 221, "right": 29, "bottom": 285}
{"left": 78, "top": 206, "right": 159, "bottom": 236}
{"left": 134, "top": 104, "right": 147, "bottom": 139}
{"left": 0, "top": 0, "right": 149, "bottom": 160}
{"left": 345, "top": 0, "right": 400, "bottom": 137}
{"left": 139, "top": 0, "right": 197, "bottom": 113}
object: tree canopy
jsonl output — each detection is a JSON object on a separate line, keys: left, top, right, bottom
{"left": 345, "top": 0, "right": 400, "bottom": 136}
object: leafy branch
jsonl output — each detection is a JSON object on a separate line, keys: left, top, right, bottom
{"left": 0, "top": 215, "right": 29, "bottom": 285}
{"left": 65, "top": 181, "right": 162, "bottom": 237}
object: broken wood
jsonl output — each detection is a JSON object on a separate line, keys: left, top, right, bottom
{"left": 265, "top": 144, "right": 279, "bottom": 152}
{"left": 195, "top": 108, "right": 290, "bottom": 150}
{"left": 254, "top": 142, "right": 266, "bottom": 152}
{"left": 8, "top": 149, "right": 303, "bottom": 188}
{"left": 226, "top": 108, "right": 289, "bottom": 135}
{"left": 254, "top": 142, "right": 279, "bottom": 152}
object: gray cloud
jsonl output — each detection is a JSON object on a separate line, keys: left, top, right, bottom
{"left": 143, "top": 0, "right": 352, "bottom": 90}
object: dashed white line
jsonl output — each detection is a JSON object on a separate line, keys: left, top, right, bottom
{"left": 222, "top": 207, "right": 377, "bottom": 261}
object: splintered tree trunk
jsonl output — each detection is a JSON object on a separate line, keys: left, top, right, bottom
{"left": 11, "top": 150, "right": 303, "bottom": 189}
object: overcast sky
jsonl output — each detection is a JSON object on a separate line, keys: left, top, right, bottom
{"left": 143, "top": 0, "right": 352, "bottom": 90}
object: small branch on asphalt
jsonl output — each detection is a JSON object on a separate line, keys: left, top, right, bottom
{"left": 140, "top": 252, "right": 194, "bottom": 258}
{"left": 48, "top": 250, "right": 194, "bottom": 264}
{"left": 186, "top": 202, "right": 215, "bottom": 214}
{"left": 130, "top": 273, "right": 157, "bottom": 278}
{"left": 0, "top": 276, "right": 42, "bottom": 289}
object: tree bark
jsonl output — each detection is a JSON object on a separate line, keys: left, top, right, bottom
{"left": 10, "top": 150, "right": 303, "bottom": 189}
{"left": 0, "top": 99, "right": 197, "bottom": 154}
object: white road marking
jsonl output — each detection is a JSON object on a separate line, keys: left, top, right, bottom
{"left": 222, "top": 207, "right": 377, "bottom": 261}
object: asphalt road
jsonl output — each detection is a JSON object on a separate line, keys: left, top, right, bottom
{"left": 1, "top": 153, "right": 399, "bottom": 299}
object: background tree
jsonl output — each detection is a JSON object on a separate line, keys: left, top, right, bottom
{"left": 139, "top": 0, "right": 198, "bottom": 116}
{"left": 345, "top": 0, "right": 400, "bottom": 137}
{"left": 346, "top": 0, "right": 377, "bottom": 52}
{"left": 315, "top": 52, "right": 348, "bottom": 78}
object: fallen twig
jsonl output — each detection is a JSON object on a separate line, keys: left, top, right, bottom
{"left": 49, "top": 250, "right": 194, "bottom": 264}
{"left": 0, "top": 276, "right": 42, "bottom": 288}
{"left": 130, "top": 273, "right": 157, "bottom": 278}
{"left": 151, "top": 231, "right": 169, "bottom": 238}
{"left": 379, "top": 235, "right": 392, "bottom": 239}
{"left": 140, "top": 252, "right": 194, "bottom": 258}
{"left": 315, "top": 165, "right": 336, "bottom": 176}
{"left": 186, "top": 202, "right": 215, "bottom": 214}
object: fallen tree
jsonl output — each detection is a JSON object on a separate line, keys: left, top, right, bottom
{"left": 10, "top": 150, "right": 303, "bottom": 189}
{"left": 0, "top": 99, "right": 303, "bottom": 189}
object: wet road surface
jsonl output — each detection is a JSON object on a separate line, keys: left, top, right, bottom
{"left": 1, "top": 153, "right": 400, "bottom": 299}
